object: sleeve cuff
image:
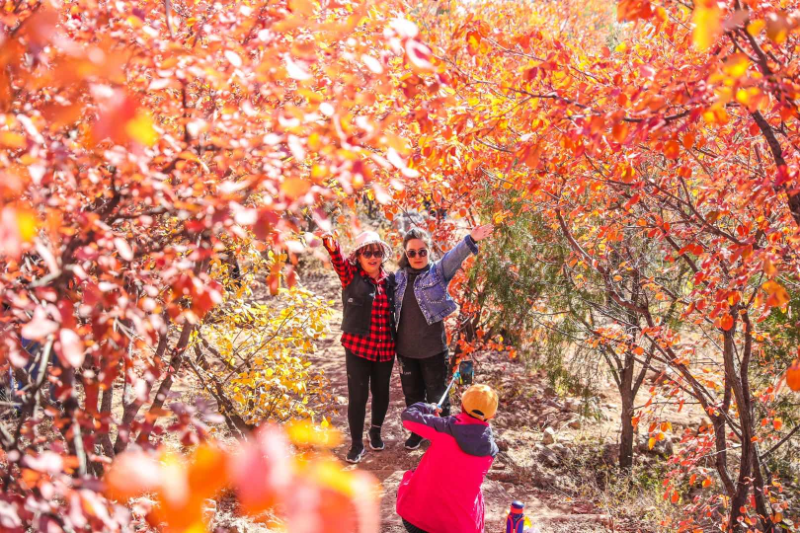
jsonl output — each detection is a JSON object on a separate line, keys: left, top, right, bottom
{"left": 465, "top": 234, "right": 479, "bottom": 254}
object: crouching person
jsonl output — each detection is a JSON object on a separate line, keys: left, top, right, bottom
{"left": 396, "top": 385, "right": 500, "bottom": 533}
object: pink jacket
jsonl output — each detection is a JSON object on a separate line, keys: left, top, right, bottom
{"left": 396, "top": 403, "right": 498, "bottom": 533}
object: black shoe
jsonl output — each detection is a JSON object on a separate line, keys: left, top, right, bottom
{"left": 404, "top": 433, "right": 423, "bottom": 450}
{"left": 346, "top": 443, "right": 366, "bottom": 463}
{"left": 368, "top": 427, "right": 385, "bottom": 451}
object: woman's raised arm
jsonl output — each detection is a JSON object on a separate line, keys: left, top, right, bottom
{"left": 321, "top": 233, "right": 356, "bottom": 287}
{"left": 436, "top": 224, "right": 495, "bottom": 282}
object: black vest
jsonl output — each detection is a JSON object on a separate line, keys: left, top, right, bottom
{"left": 341, "top": 270, "right": 396, "bottom": 337}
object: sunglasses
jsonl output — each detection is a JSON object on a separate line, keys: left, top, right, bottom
{"left": 359, "top": 249, "right": 384, "bottom": 259}
{"left": 406, "top": 249, "right": 428, "bottom": 259}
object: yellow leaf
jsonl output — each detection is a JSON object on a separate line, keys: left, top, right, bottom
{"left": 693, "top": 1, "right": 722, "bottom": 51}
{"left": 16, "top": 209, "right": 38, "bottom": 242}
{"left": 125, "top": 112, "right": 158, "bottom": 146}
{"left": 285, "top": 420, "right": 342, "bottom": 448}
{"left": 747, "top": 19, "right": 765, "bottom": 36}
{"left": 723, "top": 54, "right": 749, "bottom": 79}
{"left": 126, "top": 15, "right": 143, "bottom": 28}
{"left": 648, "top": 437, "right": 656, "bottom": 450}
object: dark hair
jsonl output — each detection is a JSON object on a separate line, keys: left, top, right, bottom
{"left": 358, "top": 243, "right": 383, "bottom": 256}
{"left": 349, "top": 243, "right": 384, "bottom": 265}
{"left": 399, "top": 227, "right": 432, "bottom": 269}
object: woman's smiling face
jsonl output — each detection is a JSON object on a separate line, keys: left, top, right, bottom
{"left": 404, "top": 238, "right": 429, "bottom": 269}
{"left": 357, "top": 243, "right": 383, "bottom": 276}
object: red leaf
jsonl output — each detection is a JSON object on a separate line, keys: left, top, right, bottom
{"left": 57, "top": 328, "right": 85, "bottom": 368}
{"left": 21, "top": 307, "right": 59, "bottom": 340}
{"left": 114, "top": 238, "right": 134, "bottom": 261}
{"left": 232, "top": 426, "right": 292, "bottom": 514}
{"left": 405, "top": 39, "right": 434, "bottom": 72}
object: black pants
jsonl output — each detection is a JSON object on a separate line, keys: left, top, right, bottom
{"left": 403, "top": 519, "right": 429, "bottom": 533}
{"left": 346, "top": 350, "right": 394, "bottom": 446}
{"left": 398, "top": 351, "right": 451, "bottom": 419}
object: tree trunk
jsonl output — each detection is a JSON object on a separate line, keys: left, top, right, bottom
{"left": 618, "top": 353, "right": 635, "bottom": 470}
{"left": 619, "top": 390, "right": 634, "bottom": 470}
{"left": 712, "top": 412, "right": 736, "bottom": 497}
{"left": 136, "top": 320, "right": 196, "bottom": 445}
{"left": 741, "top": 314, "right": 774, "bottom": 533}
{"left": 751, "top": 444, "right": 775, "bottom": 532}
{"left": 114, "top": 327, "right": 170, "bottom": 454}
{"left": 751, "top": 110, "right": 800, "bottom": 227}
{"left": 98, "top": 385, "right": 115, "bottom": 458}
{"left": 722, "top": 322, "right": 753, "bottom": 532}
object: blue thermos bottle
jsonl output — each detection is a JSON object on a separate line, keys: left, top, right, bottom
{"left": 506, "top": 501, "right": 525, "bottom": 533}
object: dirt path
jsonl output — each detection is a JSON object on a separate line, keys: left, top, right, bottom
{"left": 305, "top": 275, "right": 622, "bottom": 533}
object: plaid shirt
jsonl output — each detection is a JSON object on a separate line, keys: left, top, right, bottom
{"left": 326, "top": 242, "right": 395, "bottom": 362}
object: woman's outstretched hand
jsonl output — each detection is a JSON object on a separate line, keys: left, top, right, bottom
{"left": 319, "top": 231, "right": 337, "bottom": 251}
{"left": 470, "top": 223, "right": 495, "bottom": 242}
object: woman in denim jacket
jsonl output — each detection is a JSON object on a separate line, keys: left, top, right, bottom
{"left": 393, "top": 224, "right": 494, "bottom": 450}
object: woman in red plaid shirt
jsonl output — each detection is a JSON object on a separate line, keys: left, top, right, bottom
{"left": 321, "top": 230, "right": 396, "bottom": 463}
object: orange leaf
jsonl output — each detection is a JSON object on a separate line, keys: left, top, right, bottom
{"left": 289, "top": 0, "right": 316, "bottom": 17}
{"left": 664, "top": 140, "right": 680, "bottom": 159}
{"left": 0, "top": 132, "right": 27, "bottom": 149}
{"left": 763, "top": 257, "right": 777, "bottom": 278}
{"left": 281, "top": 178, "right": 312, "bottom": 199}
{"left": 786, "top": 360, "right": 800, "bottom": 392}
{"left": 186, "top": 444, "right": 229, "bottom": 501}
{"left": 720, "top": 314, "right": 734, "bottom": 331}
{"left": 612, "top": 121, "right": 629, "bottom": 143}
{"left": 105, "top": 451, "right": 162, "bottom": 501}
{"left": 765, "top": 12, "right": 789, "bottom": 44}
{"left": 762, "top": 280, "right": 790, "bottom": 308}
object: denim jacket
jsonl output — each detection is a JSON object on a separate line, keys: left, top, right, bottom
{"left": 392, "top": 235, "right": 479, "bottom": 327}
